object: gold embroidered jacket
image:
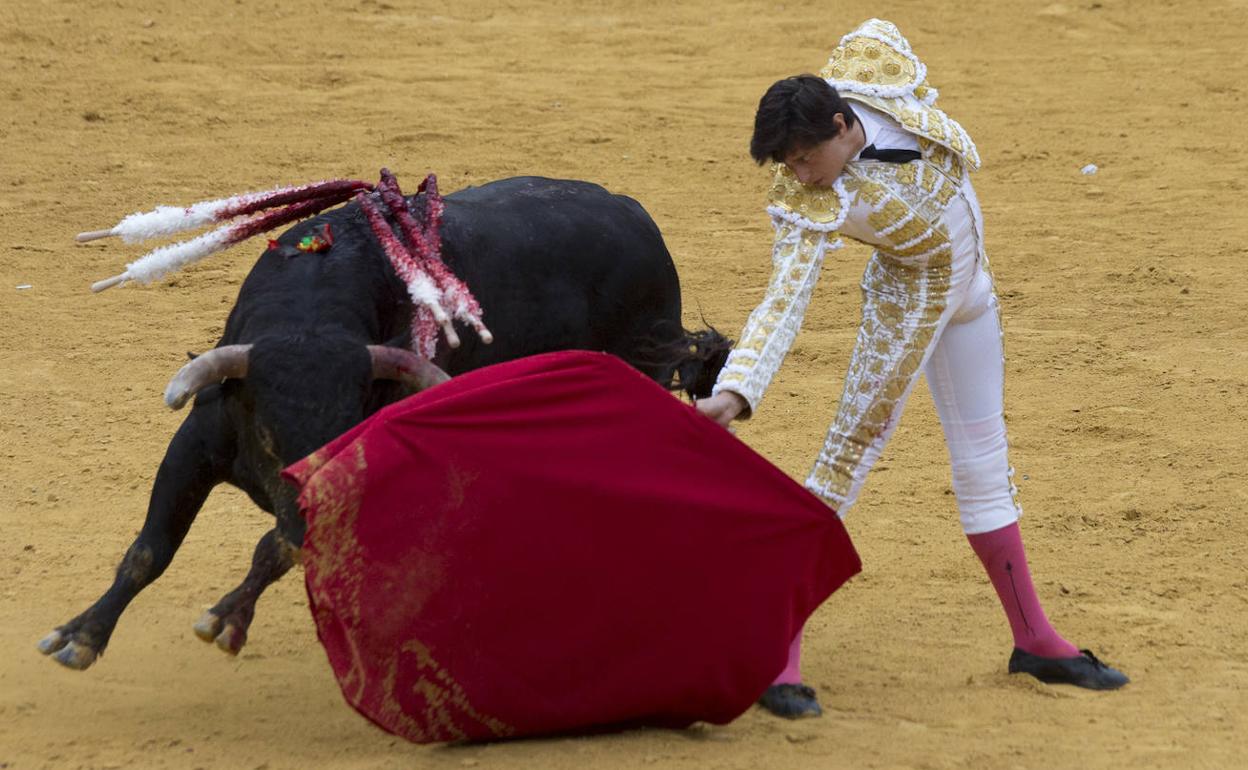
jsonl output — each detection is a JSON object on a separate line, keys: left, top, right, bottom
{"left": 712, "top": 19, "right": 981, "bottom": 414}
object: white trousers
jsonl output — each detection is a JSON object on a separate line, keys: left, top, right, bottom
{"left": 805, "top": 179, "right": 1021, "bottom": 534}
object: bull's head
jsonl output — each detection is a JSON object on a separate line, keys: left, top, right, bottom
{"left": 163, "top": 340, "right": 449, "bottom": 467}
{"left": 159, "top": 338, "right": 449, "bottom": 548}
{"left": 164, "top": 344, "right": 448, "bottom": 410}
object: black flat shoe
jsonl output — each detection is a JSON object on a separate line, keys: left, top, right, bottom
{"left": 1008, "top": 648, "right": 1130, "bottom": 690}
{"left": 757, "top": 683, "right": 823, "bottom": 719}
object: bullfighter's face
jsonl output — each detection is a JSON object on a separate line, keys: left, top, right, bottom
{"left": 783, "top": 111, "right": 865, "bottom": 188}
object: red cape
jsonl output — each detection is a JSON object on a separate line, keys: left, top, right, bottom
{"left": 284, "top": 351, "right": 859, "bottom": 743}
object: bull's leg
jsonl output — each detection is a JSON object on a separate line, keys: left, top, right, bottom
{"left": 192, "top": 527, "right": 298, "bottom": 655}
{"left": 37, "top": 404, "right": 232, "bottom": 670}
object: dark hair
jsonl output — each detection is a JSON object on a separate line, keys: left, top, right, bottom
{"left": 750, "top": 74, "right": 857, "bottom": 165}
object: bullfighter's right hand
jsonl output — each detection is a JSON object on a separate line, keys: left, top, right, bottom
{"left": 695, "top": 391, "right": 748, "bottom": 428}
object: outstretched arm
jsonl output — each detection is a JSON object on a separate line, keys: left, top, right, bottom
{"left": 704, "top": 218, "right": 840, "bottom": 422}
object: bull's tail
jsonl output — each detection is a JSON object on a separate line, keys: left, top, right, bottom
{"left": 631, "top": 321, "right": 733, "bottom": 402}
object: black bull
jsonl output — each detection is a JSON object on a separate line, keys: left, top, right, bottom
{"left": 40, "top": 176, "right": 731, "bottom": 670}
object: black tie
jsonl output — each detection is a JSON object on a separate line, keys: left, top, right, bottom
{"left": 858, "top": 144, "right": 922, "bottom": 163}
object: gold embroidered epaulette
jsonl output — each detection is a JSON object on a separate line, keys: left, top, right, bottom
{"left": 821, "top": 19, "right": 931, "bottom": 100}
{"left": 819, "top": 18, "right": 981, "bottom": 171}
{"left": 764, "top": 163, "right": 849, "bottom": 232}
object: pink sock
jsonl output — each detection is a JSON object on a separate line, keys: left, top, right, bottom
{"left": 772, "top": 629, "right": 804, "bottom": 685}
{"left": 967, "top": 523, "right": 1079, "bottom": 659}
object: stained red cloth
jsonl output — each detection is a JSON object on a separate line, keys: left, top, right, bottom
{"left": 283, "top": 351, "right": 860, "bottom": 743}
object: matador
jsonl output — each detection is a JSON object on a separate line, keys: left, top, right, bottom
{"left": 696, "top": 19, "right": 1129, "bottom": 718}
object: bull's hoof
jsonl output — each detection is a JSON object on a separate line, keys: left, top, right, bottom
{"left": 54, "top": 641, "right": 99, "bottom": 670}
{"left": 193, "top": 610, "right": 223, "bottom": 643}
{"left": 215, "top": 624, "right": 246, "bottom": 655}
{"left": 36, "top": 629, "right": 65, "bottom": 655}
{"left": 192, "top": 610, "right": 247, "bottom": 655}
{"left": 37, "top": 631, "right": 99, "bottom": 670}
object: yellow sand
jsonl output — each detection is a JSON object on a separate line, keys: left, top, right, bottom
{"left": 2, "top": 1, "right": 1245, "bottom": 767}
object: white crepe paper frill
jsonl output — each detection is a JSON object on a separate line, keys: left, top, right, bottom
{"left": 122, "top": 226, "right": 232, "bottom": 284}
{"left": 406, "top": 273, "right": 449, "bottom": 323}
{"left": 111, "top": 201, "right": 226, "bottom": 244}
{"left": 108, "top": 185, "right": 338, "bottom": 244}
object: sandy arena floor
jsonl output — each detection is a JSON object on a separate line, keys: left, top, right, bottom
{"left": 3, "top": 0, "right": 1246, "bottom": 767}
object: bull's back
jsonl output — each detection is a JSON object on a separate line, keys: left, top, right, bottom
{"left": 222, "top": 176, "right": 683, "bottom": 373}
{"left": 221, "top": 203, "right": 409, "bottom": 347}
{"left": 436, "top": 177, "right": 683, "bottom": 370}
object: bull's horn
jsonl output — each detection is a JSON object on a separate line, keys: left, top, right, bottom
{"left": 367, "top": 345, "right": 450, "bottom": 392}
{"left": 164, "top": 344, "right": 253, "bottom": 410}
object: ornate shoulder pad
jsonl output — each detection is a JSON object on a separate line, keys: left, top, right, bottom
{"left": 819, "top": 19, "right": 980, "bottom": 171}
{"left": 765, "top": 164, "right": 850, "bottom": 232}
{"left": 820, "top": 19, "right": 936, "bottom": 102}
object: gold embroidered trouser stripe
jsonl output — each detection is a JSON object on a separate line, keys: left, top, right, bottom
{"left": 805, "top": 253, "right": 953, "bottom": 507}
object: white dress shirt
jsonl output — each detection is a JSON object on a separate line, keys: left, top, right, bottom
{"left": 851, "top": 103, "right": 921, "bottom": 157}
